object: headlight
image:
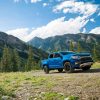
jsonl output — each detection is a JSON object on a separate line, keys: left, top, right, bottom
{"left": 71, "top": 56, "right": 80, "bottom": 59}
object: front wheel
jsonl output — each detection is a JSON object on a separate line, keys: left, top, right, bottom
{"left": 43, "top": 65, "right": 49, "bottom": 74}
{"left": 58, "top": 68, "right": 63, "bottom": 73}
{"left": 82, "top": 66, "right": 91, "bottom": 71}
{"left": 64, "top": 62, "right": 74, "bottom": 73}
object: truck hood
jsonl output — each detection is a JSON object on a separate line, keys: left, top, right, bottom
{"left": 62, "top": 52, "right": 91, "bottom": 60}
{"left": 63, "top": 54, "right": 75, "bottom": 60}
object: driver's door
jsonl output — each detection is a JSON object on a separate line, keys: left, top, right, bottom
{"left": 48, "top": 53, "right": 62, "bottom": 68}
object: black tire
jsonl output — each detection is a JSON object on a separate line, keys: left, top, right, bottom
{"left": 64, "top": 62, "right": 74, "bottom": 73}
{"left": 58, "top": 68, "right": 63, "bottom": 73}
{"left": 82, "top": 66, "right": 91, "bottom": 71}
{"left": 43, "top": 65, "right": 49, "bottom": 74}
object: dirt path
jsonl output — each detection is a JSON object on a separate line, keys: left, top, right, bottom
{"left": 32, "top": 68, "right": 100, "bottom": 76}
{"left": 15, "top": 69, "right": 100, "bottom": 100}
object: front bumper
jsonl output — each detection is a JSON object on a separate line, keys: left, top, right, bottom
{"left": 80, "top": 62, "right": 93, "bottom": 68}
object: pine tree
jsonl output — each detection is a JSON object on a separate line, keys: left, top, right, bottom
{"left": 69, "top": 41, "right": 74, "bottom": 51}
{"left": 93, "top": 44, "right": 97, "bottom": 61}
{"left": 25, "top": 46, "right": 34, "bottom": 71}
{"left": 0, "top": 46, "right": 12, "bottom": 72}
{"left": 0, "top": 58, "right": 2, "bottom": 72}
{"left": 96, "top": 44, "right": 100, "bottom": 61}
{"left": 77, "top": 41, "right": 82, "bottom": 52}
{"left": 12, "top": 49, "right": 21, "bottom": 72}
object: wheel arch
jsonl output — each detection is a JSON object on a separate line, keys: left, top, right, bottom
{"left": 43, "top": 64, "right": 49, "bottom": 68}
{"left": 63, "top": 60, "right": 70, "bottom": 66}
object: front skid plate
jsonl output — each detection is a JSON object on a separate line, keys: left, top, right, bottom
{"left": 80, "top": 62, "right": 93, "bottom": 67}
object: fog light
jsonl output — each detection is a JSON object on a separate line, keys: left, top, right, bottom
{"left": 75, "top": 62, "right": 79, "bottom": 65}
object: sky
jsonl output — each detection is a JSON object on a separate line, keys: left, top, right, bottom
{"left": 0, "top": 0, "right": 100, "bottom": 42}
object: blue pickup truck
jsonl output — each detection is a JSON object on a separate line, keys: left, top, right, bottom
{"left": 41, "top": 51, "right": 93, "bottom": 74}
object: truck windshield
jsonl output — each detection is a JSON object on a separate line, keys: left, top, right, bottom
{"left": 60, "top": 51, "right": 74, "bottom": 55}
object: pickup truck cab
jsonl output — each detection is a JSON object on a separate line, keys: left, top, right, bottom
{"left": 41, "top": 51, "right": 93, "bottom": 74}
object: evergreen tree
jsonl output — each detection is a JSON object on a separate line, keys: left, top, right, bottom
{"left": 0, "top": 58, "right": 2, "bottom": 72}
{"left": 93, "top": 44, "right": 97, "bottom": 61}
{"left": 69, "top": 41, "right": 74, "bottom": 51}
{"left": 96, "top": 45, "right": 100, "bottom": 61}
{"left": 12, "top": 49, "right": 21, "bottom": 72}
{"left": 0, "top": 46, "right": 12, "bottom": 72}
{"left": 77, "top": 41, "right": 82, "bottom": 52}
{"left": 25, "top": 46, "right": 34, "bottom": 71}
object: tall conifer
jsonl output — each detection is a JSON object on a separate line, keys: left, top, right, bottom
{"left": 12, "top": 49, "right": 21, "bottom": 71}
{"left": 25, "top": 46, "right": 34, "bottom": 71}
{"left": 0, "top": 46, "right": 12, "bottom": 72}
{"left": 69, "top": 41, "right": 74, "bottom": 51}
{"left": 93, "top": 44, "right": 97, "bottom": 61}
{"left": 77, "top": 41, "right": 82, "bottom": 52}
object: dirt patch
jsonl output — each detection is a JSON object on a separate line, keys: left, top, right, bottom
{"left": 1, "top": 69, "right": 100, "bottom": 100}
{"left": 13, "top": 69, "right": 100, "bottom": 100}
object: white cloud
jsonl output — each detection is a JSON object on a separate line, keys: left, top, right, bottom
{"left": 43, "top": 3, "right": 49, "bottom": 7}
{"left": 53, "top": 0, "right": 98, "bottom": 17}
{"left": 13, "top": 0, "right": 41, "bottom": 3}
{"left": 26, "top": 16, "right": 88, "bottom": 41}
{"left": 11, "top": 0, "right": 99, "bottom": 42}
{"left": 31, "top": 0, "right": 41, "bottom": 3}
{"left": 98, "top": 12, "right": 100, "bottom": 16}
{"left": 6, "top": 28, "right": 30, "bottom": 41}
{"left": 6, "top": 16, "right": 89, "bottom": 42}
{"left": 90, "top": 18, "right": 95, "bottom": 22}
{"left": 82, "top": 28, "right": 86, "bottom": 33}
{"left": 90, "top": 27, "right": 100, "bottom": 34}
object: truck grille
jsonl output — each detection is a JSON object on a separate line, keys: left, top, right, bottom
{"left": 80, "top": 57, "right": 93, "bottom": 64}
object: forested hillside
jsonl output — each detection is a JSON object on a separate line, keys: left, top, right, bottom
{"left": 0, "top": 32, "right": 48, "bottom": 72}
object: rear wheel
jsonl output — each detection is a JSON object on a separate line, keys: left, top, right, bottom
{"left": 82, "top": 66, "right": 91, "bottom": 71}
{"left": 58, "top": 68, "right": 63, "bottom": 72}
{"left": 64, "top": 62, "right": 74, "bottom": 73}
{"left": 43, "top": 65, "right": 49, "bottom": 74}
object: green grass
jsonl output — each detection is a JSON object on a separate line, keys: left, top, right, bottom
{"left": 0, "top": 69, "right": 100, "bottom": 100}
{"left": 0, "top": 72, "right": 66, "bottom": 99}
{"left": 29, "top": 92, "right": 66, "bottom": 100}
{"left": 67, "top": 96, "right": 79, "bottom": 100}
{"left": 92, "top": 62, "right": 100, "bottom": 68}
{"left": 0, "top": 72, "right": 27, "bottom": 98}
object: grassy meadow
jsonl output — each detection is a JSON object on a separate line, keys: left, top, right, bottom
{"left": 0, "top": 63, "right": 100, "bottom": 100}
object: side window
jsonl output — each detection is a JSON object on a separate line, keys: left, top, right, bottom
{"left": 54, "top": 53, "right": 61, "bottom": 58}
{"left": 49, "top": 54, "right": 54, "bottom": 58}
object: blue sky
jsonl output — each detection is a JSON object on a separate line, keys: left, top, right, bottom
{"left": 0, "top": 0, "right": 100, "bottom": 41}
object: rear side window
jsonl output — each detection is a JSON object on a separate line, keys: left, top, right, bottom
{"left": 54, "top": 53, "right": 61, "bottom": 58}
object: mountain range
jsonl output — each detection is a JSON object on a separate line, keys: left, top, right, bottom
{"left": 0, "top": 32, "right": 100, "bottom": 60}
{"left": 28, "top": 33, "right": 100, "bottom": 53}
{"left": 0, "top": 32, "right": 48, "bottom": 60}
